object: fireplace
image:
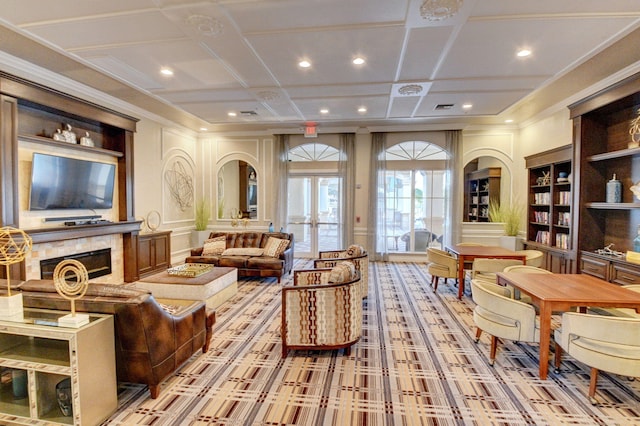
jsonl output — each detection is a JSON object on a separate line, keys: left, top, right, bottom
{"left": 40, "top": 249, "right": 112, "bottom": 280}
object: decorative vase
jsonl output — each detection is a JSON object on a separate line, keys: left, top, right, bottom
{"left": 606, "top": 174, "right": 622, "bottom": 203}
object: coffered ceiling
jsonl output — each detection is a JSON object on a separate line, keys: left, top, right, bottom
{"left": 0, "top": 0, "right": 639, "bottom": 133}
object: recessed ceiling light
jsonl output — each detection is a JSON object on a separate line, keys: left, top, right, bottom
{"left": 358, "top": 106, "right": 367, "bottom": 113}
{"left": 516, "top": 49, "right": 532, "bottom": 58}
{"left": 228, "top": 112, "right": 237, "bottom": 117}
{"left": 160, "top": 67, "right": 174, "bottom": 76}
{"left": 462, "top": 103, "right": 473, "bottom": 109}
{"left": 200, "top": 127, "right": 208, "bottom": 131}
{"left": 298, "top": 60, "right": 311, "bottom": 68}
{"left": 353, "top": 57, "right": 365, "bottom": 65}
{"left": 504, "top": 119, "right": 514, "bottom": 123}
{"left": 320, "top": 108, "right": 329, "bottom": 114}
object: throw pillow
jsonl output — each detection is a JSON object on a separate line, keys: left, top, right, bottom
{"left": 329, "top": 261, "right": 357, "bottom": 283}
{"left": 202, "top": 236, "right": 226, "bottom": 255}
{"left": 221, "top": 247, "right": 264, "bottom": 256}
{"left": 263, "top": 237, "right": 290, "bottom": 258}
{"left": 345, "top": 244, "right": 364, "bottom": 257}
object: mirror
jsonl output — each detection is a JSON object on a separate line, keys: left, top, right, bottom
{"left": 218, "top": 160, "right": 258, "bottom": 219}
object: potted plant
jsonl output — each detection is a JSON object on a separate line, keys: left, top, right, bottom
{"left": 488, "top": 200, "right": 524, "bottom": 251}
{"left": 191, "top": 199, "right": 211, "bottom": 247}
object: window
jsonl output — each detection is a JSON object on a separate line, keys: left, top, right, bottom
{"left": 380, "top": 141, "right": 448, "bottom": 253}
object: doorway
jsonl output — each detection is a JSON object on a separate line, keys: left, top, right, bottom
{"left": 287, "top": 175, "right": 342, "bottom": 258}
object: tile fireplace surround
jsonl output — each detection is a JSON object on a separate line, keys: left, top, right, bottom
{"left": 24, "top": 234, "right": 124, "bottom": 284}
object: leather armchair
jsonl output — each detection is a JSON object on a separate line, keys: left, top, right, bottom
{"left": 471, "top": 279, "right": 540, "bottom": 365}
{"left": 314, "top": 245, "right": 368, "bottom": 298}
{"left": 16, "top": 280, "right": 215, "bottom": 399}
{"left": 281, "top": 265, "right": 362, "bottom": 357}
{"left": 426, "top": 248, "right": 457, "bottom": 292}
{"left": 554, "top": 312, "right": 640, "bottom": 404}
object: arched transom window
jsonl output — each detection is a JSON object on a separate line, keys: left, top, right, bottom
{"left": 288, "top": 143, "right": 340, "bottom": 162}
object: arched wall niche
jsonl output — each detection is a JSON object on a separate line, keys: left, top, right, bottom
{"left": 216, "top": 154, "right": 259, "bottom": 220}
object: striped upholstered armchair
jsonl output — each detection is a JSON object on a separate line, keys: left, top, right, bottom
{"left": 313, "top": 245, "right": 368, "bottom": 298}
{"left": 281, "top": 262, "right": 362, "bottom": 357}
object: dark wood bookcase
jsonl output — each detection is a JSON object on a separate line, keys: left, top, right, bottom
{"left": 524, "top": 145, "right": 576, "bottom": 273}
{"left": 571, "top": 71, "right": 640, "bottom": 282}
{"left": 464, "top": 167, "right": 501, "bottom": 222}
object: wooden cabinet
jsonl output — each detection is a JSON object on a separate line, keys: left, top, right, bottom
{"left": 0, "top": 309, "right": 116, "bottom": 425}
{"left": 138, "top": 231, "right": 171, "bottom": 277}
{"left": 571, "top": 71, "right": 640, "bottom": 273}
{"left": 580, "top": 251, "right": 640, "bottom": 286}
{"left": 464, "top": 167, "right": 501, "bottom": 222}
{"left": 524, "top": 145, "right": 576, "bottom": 272}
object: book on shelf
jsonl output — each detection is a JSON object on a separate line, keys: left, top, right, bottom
{"left": 558, "top": 191, "right": 571, "bottom": 204}
{"left": 533, "top": 211, "right": 549, "bottom": 224}
{"left": 533, "top": 192, "right": 551, "bottom": 204}
{"left": 535, "top": 230, "right": 550, "bottom": 245}
{"left": 557, "top": 212, "right": 571, "bottom": 226}
{"left": 555, "top": 233, "right": 570, "bottom": 249}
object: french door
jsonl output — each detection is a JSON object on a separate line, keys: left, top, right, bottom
{"left": 287, "top": 175, "right": 342, "bottom": 258}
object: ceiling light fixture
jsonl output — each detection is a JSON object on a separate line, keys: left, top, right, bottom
{"left": 200, "top": 127, "right": 208, "bottom": 131}
{"left": 420, "top": 0, "right": 463, "bottom": 21}
{"left": 517, "top": 49, "right": 532, "bottom": 57}
{"left": 228, "top": 112, "right": 237, "bottom": 117}
{"left": 298, "top": 60, "right": 311, "bottom": 68}
{"left": 358, "top": 106, "right": 367, "bottom": 113}
{"left": 462, "top": 103, "right": 472, "bottom": 109}
{"left": 504, "top": 119, "right": 514, "bottom": 123}
{"left": 320, "top": 108, "right": 329, "bottom": 114}
{"left": 353, "top": 57, "right": 365, "bottom": 65}
{"left": 160, "top": 67, "right": 174, "bottom": 76}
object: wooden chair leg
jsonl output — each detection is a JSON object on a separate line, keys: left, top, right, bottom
{"left": 589, "top": 367, "right": 599, "bottom": 404}
{"left": 489, "top": 335, "right": 498, "bottom": 366}
{"left": 475, "top": 327, "right": 482, "bottom": 343}
{"left": 433, "top": 276, "right": 439, "bottom": 291}
{"left": 553, "top": 343, "right": 563, "bottom": 373}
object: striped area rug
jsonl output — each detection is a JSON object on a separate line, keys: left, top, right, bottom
{"left": 103, "top": 261, "right": 640, "bottom": 425}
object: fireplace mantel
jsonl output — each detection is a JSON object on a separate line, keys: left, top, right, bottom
{"left": 26, "top": 220, "right": 142, "bottom": 244}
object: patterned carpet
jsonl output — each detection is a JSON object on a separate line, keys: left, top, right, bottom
{"left": 103, "top": 261, "right": 640, "bottom": 425}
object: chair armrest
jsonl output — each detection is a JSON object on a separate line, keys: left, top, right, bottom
{"left": 191, "top": 247, "right": 204, "bottom": 256}
{"left": 319, "top": 250, "right": 342, "bottom": 259}
{"left": 293, "top": 269, "right": 332, "bottom": 286}
{"left": 559, "top": 312, "right": 640, "bottom": 347}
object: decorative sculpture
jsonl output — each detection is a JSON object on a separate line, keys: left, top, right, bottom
{"left": 164, "top": 159, "right": 194, "bottom": 211}
{"left": 0, "top": 227, "right": 32, "bottom": 321}
{"left": 53, "top": 259, "right": 90, "bottom": 327}
{"left": 629, "top": 107, "right": 640, "bottom": 149}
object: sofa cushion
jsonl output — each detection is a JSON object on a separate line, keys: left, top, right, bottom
{"left": 264, "top": 237, "right": 290, "bottom": 257}
{"left": 202, "top": 236, "right": 226, "bottom": 255}
{"left": 246, "top": 256, "right": 284, "bottom": 270}
{"left": 222, "top": 247, "right": 264, "bottom": 256}
{"left": 218, "top": 256, "right": 250, "bottom": 268}
{"left": 329, "top": 261, "right": 357, "bottom": 283}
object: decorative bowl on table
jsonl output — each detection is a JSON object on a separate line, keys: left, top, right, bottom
{"left": 167, "top": 263, "right": 214, "bottom": 278}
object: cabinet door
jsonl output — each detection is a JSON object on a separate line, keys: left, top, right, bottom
{"left": 153, "top": 234, "right": 170, "bottom": 269}
{"left": 138, "top": 237, "right": 154, "bottom": 275}
{"left": 546, "top": 251, "right": 575, "bottom": 273}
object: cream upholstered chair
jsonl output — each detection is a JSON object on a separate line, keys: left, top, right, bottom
{"left": 281, "top": 262, "right": 362, "bottom": 357}
{"left": 314, "top": 245, "right": 368, "bottom": 298}
{"left": 554, "top": 312, "right": 640, "bottom": 404}
{"left": 471, "top": 258, "right": 523, "bottom": 283}
{"left": 502, "top": 265, "right": 553, "bottom": 302}
{"left": 515, "top": 250, "right": 544, "bottom": 268}
{"left": 470, "top": 279, "right": 540, "bottom": 366}
{"left": 589, "top": 285, "right": 640, "bottom": 318}
{"left": 426, "top": 248, "right": 458, "bottom": 292}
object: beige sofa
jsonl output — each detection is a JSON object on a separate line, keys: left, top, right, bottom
{"left": 186, "top": 231, "right": 294, "bottom": 282}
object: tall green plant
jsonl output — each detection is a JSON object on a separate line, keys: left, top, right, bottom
{"left": 194, "top": 199, "right": 210, "bottom": 231}
{"left": 488, "top": 200, "right": 523, "bottom": 236}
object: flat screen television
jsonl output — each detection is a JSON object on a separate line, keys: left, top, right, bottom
{"left": 29, "top": 153, "right": 116, "bottom": 210}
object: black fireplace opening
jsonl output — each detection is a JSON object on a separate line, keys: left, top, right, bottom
{"left": 40, "top": 248, "right": 112, "bottom": 280}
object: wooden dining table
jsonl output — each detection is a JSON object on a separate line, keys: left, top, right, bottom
{"left": 446, "top": 245, "right": 526, "bottom": 299}
{"left": 496, "top": 272, "right": 640, "bottom": 379}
